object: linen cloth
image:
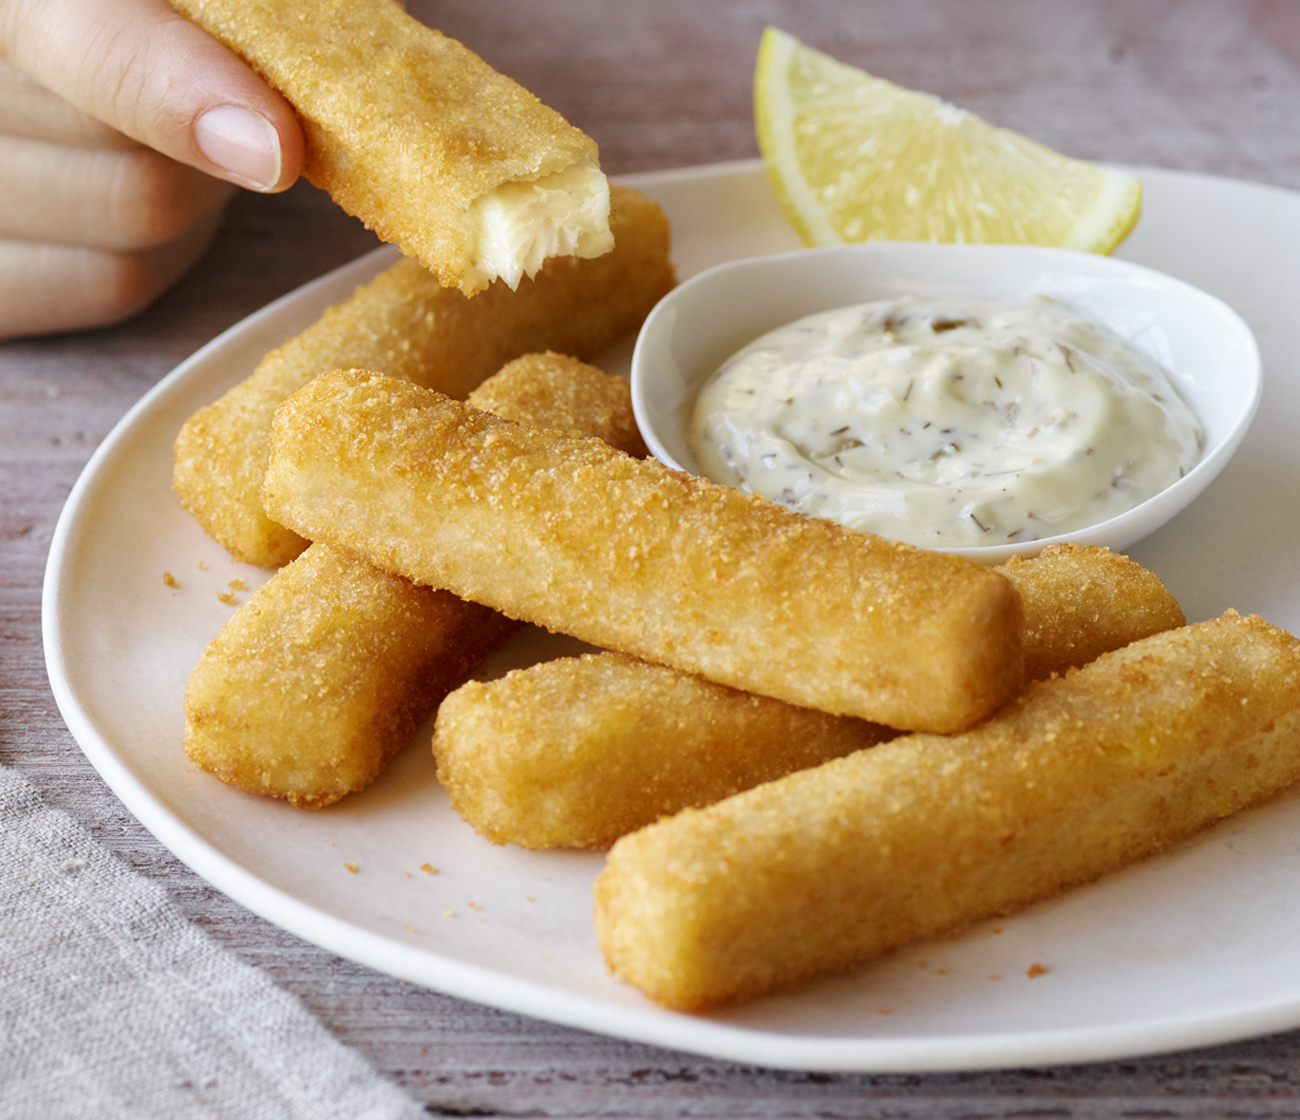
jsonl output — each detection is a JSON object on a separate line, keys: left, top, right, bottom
{"left": 0, "top": 763, "right": 426, "bottom": 1120}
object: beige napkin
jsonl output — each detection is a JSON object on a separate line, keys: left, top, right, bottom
{"left": 0, "top": 763, "right": 426, "bottom": 1119}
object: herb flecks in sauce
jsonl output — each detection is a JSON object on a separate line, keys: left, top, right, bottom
{"left": 691, "top": 296, "right": 1204, "bottom": 548}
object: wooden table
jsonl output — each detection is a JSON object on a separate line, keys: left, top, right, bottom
{"left": 6, "top": 1, "right": 1300, "bottom": 1113}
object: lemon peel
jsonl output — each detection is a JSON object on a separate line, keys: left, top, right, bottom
{"left": 755, "top": 27, "right": 1141, "bottom": 254}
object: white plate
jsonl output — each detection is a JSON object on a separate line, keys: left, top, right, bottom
{"left": 43, "top": 161, "right": 1300, "bottom": 1072}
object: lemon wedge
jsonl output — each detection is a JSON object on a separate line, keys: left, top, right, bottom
{"left": 755, "top": 27, "right": 1141, "bottom": 253}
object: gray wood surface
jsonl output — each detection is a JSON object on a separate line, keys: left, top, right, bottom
{"left": 6, "top": 1, "right": 1300, "bottom": 1114}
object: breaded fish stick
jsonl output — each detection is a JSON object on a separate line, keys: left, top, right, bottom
{"left": 464, "top": 351, "right": 648, "bottom": 456}
{"left": 169, "top": 0, "right": 611, "bottom": 293}
{"left": 434, "top": 544, "right": 1182, "bottom": 849}
{"left": 173, "top": 185, "right": 673, "bottom": 567}
{"left": 1002, "top": 543, "right": 1185, "bottom": 681}
{"left": 593, "top": 610, "right": 1300, "bottom": 1012}
{"left": 263, "top": 370, "right": 1024, "bottom": 732}
{"left": 437, "top": 653, "right": 892, "bottom": 849}
{"left": 471, "top": 352, "right": 647, "bottom": 459}
{"left": 184, "top": 545, "right": 513, "bottom": 808}
{"left": 184, "top": 354, "right": 647, "bottom": 808}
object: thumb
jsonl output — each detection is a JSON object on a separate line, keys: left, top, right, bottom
{"left": 0, "top": 0, "right": 304, "bottom": 191}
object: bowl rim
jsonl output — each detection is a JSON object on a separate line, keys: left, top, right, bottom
{"left": 630, "top": 240, "right": 1262, "bottom": 563}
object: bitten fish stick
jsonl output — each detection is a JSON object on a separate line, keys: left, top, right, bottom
{"left": 184, "top": 355, "right": 647, "bottom": 808}
{"left": 434, "top": 544, "right": 1183, "bottom": 849}
{"left": 593, "top": 611, "right": 1300, "bottom": 1012}
{"left": 173, "top": 186, "right": 673, "bottom": 567}
{"left": 263, "top": 370, "right": 1024, "bottom": 732}
{"left": 169, "top": 0, "right": 611, "bottom": 293}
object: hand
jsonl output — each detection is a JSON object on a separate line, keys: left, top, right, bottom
{"left": 0, "top": 0, "right": 305, "bottom": 339}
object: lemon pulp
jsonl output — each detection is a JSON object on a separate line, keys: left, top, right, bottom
{"left": 755, "top": 27, "right": 1141, "bottom": 253}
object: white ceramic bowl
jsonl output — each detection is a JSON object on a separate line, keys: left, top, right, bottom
{"left": 631, "top": 241, "right": 1261, "bottom": 563}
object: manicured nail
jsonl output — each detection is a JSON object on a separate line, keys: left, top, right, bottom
{"left": 195, "top": 106, "right": 281, "bottom": 191}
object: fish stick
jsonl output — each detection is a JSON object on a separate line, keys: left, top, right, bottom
{"left": 183, "top": 544, "right": 512, "bottom": 808}
{"left": 1002, "top": 543, "right": 1185, "bottom": 681}
{"left": 593, "top": 610, "right": 1300, "bottom": 1011}
{"left": 262, "top": 370, "right": 1024, "bottom": 732}
{"left": 168, "top": 0, "right": 611, "bottom": 293}
{"left": 173, "top": 185, "right": 673, "bottom": 567}
{"left": 436, "top": 653, "right": 892, "bottom": 849}
{"left": 464, "top": 351, "right": 648, "bottom": 456}
{"left": 183, "top": 354, "right": 647, "bottom": 808}
{"left": 434, "top": 544, "right": 1182, "bottom": 849}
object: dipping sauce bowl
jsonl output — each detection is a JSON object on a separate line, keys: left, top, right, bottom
{"left": 631, "top": 242, "right": 1261, "bottom": 562}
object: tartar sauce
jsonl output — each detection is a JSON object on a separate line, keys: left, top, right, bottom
{"left": 691, "top": 296, "right": 1205, "bottom": 548}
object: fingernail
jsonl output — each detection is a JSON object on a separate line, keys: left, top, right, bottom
{"left": 195, "top": 106, "right": 282, "bottom": 191}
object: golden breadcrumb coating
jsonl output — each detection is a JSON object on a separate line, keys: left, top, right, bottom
{"left": 435, "top": 652, "right": 893, "bottom": 849}
{"left": 172, "top": 186, "right": 673, "bottom": 567}
{"left": 1002, "top": 543, "right": 1185, "bottom": 681}
{"left": 183, "top": 543, "right": 513, "bottom": 808}
{"left": 262, "top": 370, "right": 1024, "bottom": 732}
{"left": 433, "top": 545, "right": 1183, "bottom": 849}
{"left": 593, "top": 611, "right": 1300, "bottom": 1011}
{"left": 183, "top": 353, "right": 647, "bottom": 808}
{"left": 168, "top": 0, "right": 611, "bottom": 292}
{"left": 466, "top": 352, "right": 647, "bottom": 456}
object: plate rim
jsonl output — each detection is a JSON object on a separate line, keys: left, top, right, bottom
{"left": 40, "top": 158, "right": 1300, "bottom": 1073}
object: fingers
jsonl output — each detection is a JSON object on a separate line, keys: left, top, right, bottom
{"left": 0, "top": 208, "right": 226, "bottom": 340}
{"left": 0, "top": 59, "right": 132, "bottom": 147}
{"left": 0, "top": 58, "right": 237, "bottom": 337}
{"left": 1, "top": 0, "right": 303, "bottom": 191}
{"left": 0, "top": 132, "right": 234, "bottom": 249}
{"left": 0, "top": 0, "right": 306, "bottom": 337}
